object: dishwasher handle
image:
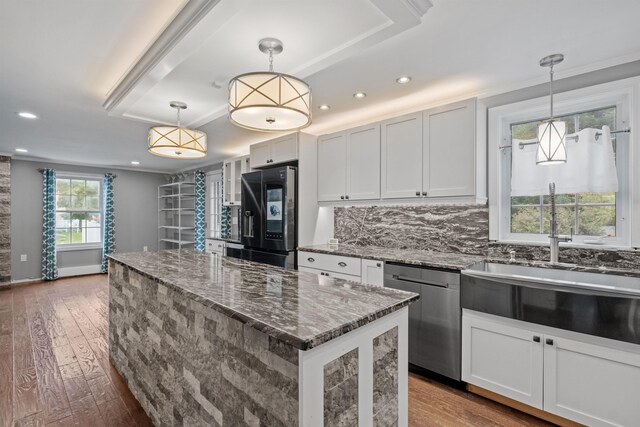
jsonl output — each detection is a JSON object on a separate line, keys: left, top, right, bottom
{"left": 392, "top": 274, "right": 449, "bottom": 288}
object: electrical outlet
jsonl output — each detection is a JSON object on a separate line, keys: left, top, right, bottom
{"left": 143, "top": 246, "right": 148, "bottom": 252}
{"left": 20, "top": 254, "right": 27, "bottom": 262}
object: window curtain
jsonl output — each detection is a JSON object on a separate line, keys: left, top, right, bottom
{"left": 101, "top": 173, "right": 115, "bottom": 273}
{"left": 194, "top": 170, "right": 206, "bottom": 252}
{"left": 41, "top": 168, "right": 58, "bottom": 280}
{"left": 221, "top": 168, "right": 231, "bottom": 239}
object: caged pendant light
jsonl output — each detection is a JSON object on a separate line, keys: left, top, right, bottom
{"left": 228, "top": 38, "right": 311, "bottom": 132}
{"left": 148, "top": 102, "right": 207, "bottom": 159}
{"left": 536, "top": 54, "right": 567, "bottom": 165}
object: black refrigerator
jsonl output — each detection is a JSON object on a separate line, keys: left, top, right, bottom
{"left": 228, "top": 166, "right": 297, "bottom": 269}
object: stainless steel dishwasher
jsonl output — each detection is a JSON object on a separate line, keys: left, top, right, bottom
{"left": 384, "top": 263, "right": 461, "bottom": 380}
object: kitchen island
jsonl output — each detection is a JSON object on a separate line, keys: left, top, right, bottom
{"left": 108, "top": 250, "right": 418, "bottom": 427}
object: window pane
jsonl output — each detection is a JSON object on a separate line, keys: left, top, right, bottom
{"left": 578, "top": 206, "right": 616, "bottom": 236}
{"left": 511, "top": 207, "right": 541, "bottom": 233}
{"left": 542, "top": 206, "right": 575, "bottom": 235}
{"left": 86, "top": 196, "right": 99, "bottom": 210}
{"left": 542, "top": 194, "right": 575, "bottom": 204}
{"left": 86, "top": 227, "right": 101, "bottom": 243}
{"left": 85, "top": 180, "right": 99, "bottom": 197}
{"left": 56, "top": 195, "right": 70, "bottom": 210}
{"left": 71, "top": 195, "right": 85, "bottom": 209}
{"left": 578, "top": 107, "right": 616, "bottom": 131}
{"left": 56, "top": 212, "right": 70, "bottom": 228}
{"left": 511, "top": 121, "right": 540, "bottom": 140}
{"left": 71, "top": 227, "right": 84, "bottom": 244}
{"left": 556, "top": 114, "right": 575, "bottom": 134}
{"left": 56, "top": 229, "right": 70, "bottom": 245}
{"left": 71, "top": 180, "right": 85, "bottom": 196}
{"left": 87, "top": 213, "right": 101, "bottom": 227}
{"left": 511, "top": 196, "right": 539, "bottom": 206}
{"left": 56, "top": 179, "right": 70, "bottom": 195}
{"left": 579, "top": 192, "right": 615, "bottom": 204}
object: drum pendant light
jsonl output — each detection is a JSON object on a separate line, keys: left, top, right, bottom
{"left": 537, "top": 54, "right": 567, "bottom": 165}
{"left": 228, "top": 38, "right": 311, "bottom": 132}
{"left": 148, "top": 102, "right": 207, "bottom": 159}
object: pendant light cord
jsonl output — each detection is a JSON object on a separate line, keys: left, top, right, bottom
{"left": 268, "top": 48, "right": 274, "bottom": 72}
{"left": 176, "top": 107, "right": 181, "bottom": 127}
{"left": 549, "top": 64, "right": 554, "bottom": 120}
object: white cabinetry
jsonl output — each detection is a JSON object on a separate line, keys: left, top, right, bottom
{"left": 423, "top": 98, "right": 476, "bottom": 197}
{"left": 205, "top": 239, "right": 225, "bottom": 255}
{"left": 250, "top": 133, "right": 298, "bottom": 168}
{"left": 463, "top": 310, "right": 640, "bottom": 427}
{"left": 223, "top": 155, "right": 251, "bottom": 206}
{"left": 381, "top": 112, "right": 423, "bottom": 199}
{"left": 317, "top": 124, "right": 380, "bottom": 202}
{"left": 298, "top": 251, "right": 384, "bottom": 286}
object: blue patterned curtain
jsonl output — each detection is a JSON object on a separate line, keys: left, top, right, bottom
{"left": 41, "top": 169, "right": 58, "bottom": 280}
{"left": 194, "top": 170, "right": 206, "bottom": 252}
{"left": 221, "top": 168, "right": 230, "bottom": 239}
{"left": 101, "top": 173, "right": 115, "bottom": 273}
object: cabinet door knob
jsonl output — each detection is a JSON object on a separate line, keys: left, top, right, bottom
{"left": 338, "top": 262, "right": 347, "bottom": 267}
{"left": 546, "top": 338, "right": 554, "bottom": 346}
{"left": 422, "top": 191, "right": 427, "bottom": 196}
{"left": 415, "top": 191, "right": 420, "bottom": 196}
{"left": 345, "top": 195, "right": 349, "bottom": 200}
{"left": 307, "top": 257, "right": 315, "bottom": 263}
{"left": 340, "top": 196, "right": 345, "bottom": 200}
{"left": 376, "top": 262, "right": 381, "bottom": 267}
{"left": 533, "top": 336, "right": 540, "bottom": 343}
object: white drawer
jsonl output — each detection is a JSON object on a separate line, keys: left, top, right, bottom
{"left": 206, "top": 239, "right": 225, "bottom": 254}
{"left": 298, "top": 266, "right": 361, "bottom": 282}
{"left": 298, "top": 251, "right": 361, "bottom": 276}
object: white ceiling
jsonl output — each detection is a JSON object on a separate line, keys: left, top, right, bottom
{"left": 2, "top": 0, "right": 640, "bottom": 173}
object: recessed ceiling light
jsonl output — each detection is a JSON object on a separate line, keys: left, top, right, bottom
{"left": 353, "top": 92, "right": 367, "bottom": 99}
{"left": 15, "top": 148, "right": 28, "bottom": 153}
{"left": 131, "top": 161, "right": 140, "bottom": 165}
{"left": 318, "top": 104, "right": 331, "bottom": 110}
{"left": 17, "top": 112, "right": 37, "bottom": 119}
{"left": 396, "top": 76, "right": 412, "bottom": 84}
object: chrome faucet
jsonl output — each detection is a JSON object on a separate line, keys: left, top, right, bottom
{"left": 548, "top": 183, "right": 572, "bottom": 264}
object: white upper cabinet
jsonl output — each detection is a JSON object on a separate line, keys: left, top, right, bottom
{"left": 317, "top": 132, "right": 347, "bottom": 202}
{"left": 317, "top": 124, "right": 380, "bottom": 202}
{"left": 423, "top": 98, "right": 476, "bottom": 197}
{"left": 381, "top": 112, "right": 423, "bottom": 199}
{"left": 347, "top": 124, "right": 380, "bottom": 200}
{"left": 223, "top": 155, "right": 251, "bottom": 206}
{"left": 250, "top": 133, "right": 299, "bottom": 168}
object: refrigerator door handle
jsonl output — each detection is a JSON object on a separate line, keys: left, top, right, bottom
{"left": 243, "top": 211, "right": 254, "bottom": 238}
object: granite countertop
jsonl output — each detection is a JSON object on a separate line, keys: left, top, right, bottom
{"left": 298, "top": 244, "right": 484, "bottom": 271}
{"left": 108, "top": 250, "right": 418, "bottom": 350}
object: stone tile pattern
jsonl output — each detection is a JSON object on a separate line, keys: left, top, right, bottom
{"left": 334, "top": 204, "right": 489, "bottom": 256}
{"left": 488, "top": 242, "right": 640, "bottom": 272}
{"left": 324, "top": 348, "right": 359, "bottom": 427}
{"left": 373, "top": 327, "right": 398, "bottom": 426}
{"left": 108, "top": 250, "right": 418, "bottom": 350}
{"left": 109, "top": 259, "right": 300, "bottom": 426}
{"left": 0, "top": 156, "right": 10, "bottom": 285}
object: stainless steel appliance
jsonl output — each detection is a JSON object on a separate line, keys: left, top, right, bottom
{"left": 384, "top": 263, "right": 461, "bottom": 380}
{"left": 231, "top": 166, "right": 296, "bottom": 268}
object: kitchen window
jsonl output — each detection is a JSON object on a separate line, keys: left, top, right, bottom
{"left": 206, "top": 171, "right": 223, "bottom": 238}
{"left": 489, "top": 78, "right": 634, "bottom": 247}
{"left": 55, "top": 176, "right": 102, "bottom": 248}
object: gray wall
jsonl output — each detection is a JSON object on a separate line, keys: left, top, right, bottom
{"left": 11, "top": 159, "right": 166, "bottom": 281}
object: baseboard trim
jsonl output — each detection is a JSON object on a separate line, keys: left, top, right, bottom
{"left": 58, "top": 265, "right": 103, "bottom": 277}
{"left": 466, "top": 384, "right": 583, "bottom": 427}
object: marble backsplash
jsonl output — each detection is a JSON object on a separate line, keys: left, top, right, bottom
{"left": 334, "top": 204, "right": 489, "bottom": 256}
{"left": 0, "top": 156, "right": 10, "bottom": 285}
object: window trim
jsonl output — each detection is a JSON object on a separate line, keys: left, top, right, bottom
{"left": 488, "top": 77, "right": 636, "bottom": 248}
{"left": 55, "top": 173, "right": 103, "bottom": 250}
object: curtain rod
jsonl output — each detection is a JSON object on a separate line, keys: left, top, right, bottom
{"left": 499, "top": 127, "right": 631, "bottom": 150}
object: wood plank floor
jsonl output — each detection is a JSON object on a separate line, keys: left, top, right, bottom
{"left": 0, "top": 275, "right": 553, "bottom": 427}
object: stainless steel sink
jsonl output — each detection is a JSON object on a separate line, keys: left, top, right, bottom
{"left": 463, "top": 261, "right": 640, "bottom": 298}
{"left": 461, "top": 261, "right": 640, "bottom": 345}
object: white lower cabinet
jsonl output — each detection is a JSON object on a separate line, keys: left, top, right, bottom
{"left": 205, "top": 239, "right": 226, "bottom": 255}
{"left": 297, "top": 251, "right": 384, "bottom": 286}
{"left": 463, "top": 310, "right": 640, "bottom": 427}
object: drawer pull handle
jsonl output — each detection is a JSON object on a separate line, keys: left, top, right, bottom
{"left": 415, "top": 191, "right": 420, "bottom": 196}
{"left": 546, "top": 338, "right": 554, "bottom": 346}
{"left": 338, "top": 262, "right": 347, "bottom": 267}
{"left": 307, "top": 257, "right": 315, "bottom": 263}
{"left": 533, "top": 336, "right": 540, "bottom": 343}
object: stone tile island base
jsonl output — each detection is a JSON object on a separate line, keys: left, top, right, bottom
{"left": 109, "top": 260, "right": 408, "bottom": 426}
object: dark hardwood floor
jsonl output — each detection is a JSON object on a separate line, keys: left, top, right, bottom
{"left": 0, "top": 275, "right": 553, "bottom": 427}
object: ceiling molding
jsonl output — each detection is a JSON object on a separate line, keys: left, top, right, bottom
{"left": 12, "top": 155, "right": 169, "bottom": 174}
{"left": 103, "top": 0, "right": 220, "bottom": 113}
